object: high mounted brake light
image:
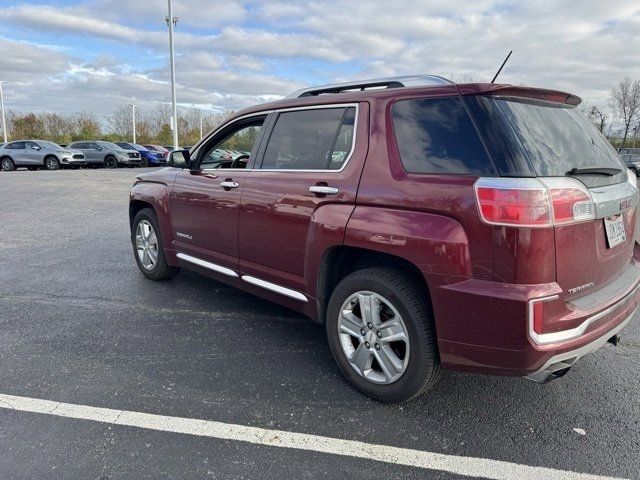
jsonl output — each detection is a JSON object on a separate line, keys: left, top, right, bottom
{"left": 474, "top": 177, "right": 596, "bottom": 228}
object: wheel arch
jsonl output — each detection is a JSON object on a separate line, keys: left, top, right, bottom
{"left": 316, "top": 245, "right": 431, "bottom": 325}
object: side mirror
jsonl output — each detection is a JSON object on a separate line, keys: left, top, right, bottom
{"left": 168, "top": 149, "right": 191, "bottom": 169}
{"left": 32, "top": 145, "right": 41, "bottom": 150}
{"left": 95, "top": 146, "right": 102, "bottom": 151}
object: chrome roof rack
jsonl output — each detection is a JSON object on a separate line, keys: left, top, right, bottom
{"left": 285, "top": 75, "right": 453, "bottom": 99}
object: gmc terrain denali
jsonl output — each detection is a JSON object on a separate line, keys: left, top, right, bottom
{"left": 129, "top": 75, "right": 640, "bottom": 402}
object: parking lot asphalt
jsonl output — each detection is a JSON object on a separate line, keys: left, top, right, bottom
{"left": 0, "top": 168, "right": 639, "bottom": 479}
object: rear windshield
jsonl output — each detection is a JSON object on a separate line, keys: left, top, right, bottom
{"left": 467, "top": 96, "right": 626, "bottom": 187}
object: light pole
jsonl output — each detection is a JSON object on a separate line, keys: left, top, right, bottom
{"left": 200, "top": 114, "right": 203, "bottom": 140}
{"left": 0, "top": 82, "right": 7, "bottom": 144}
{"left": 166, "top": 0, "right": 179, "bottom": 150}
{"left": 129, "top": 104, "right": 137, "bottom": 144}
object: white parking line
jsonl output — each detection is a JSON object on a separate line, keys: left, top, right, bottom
{"left": 0, "top": 393, "right": 626, "bottom": 480}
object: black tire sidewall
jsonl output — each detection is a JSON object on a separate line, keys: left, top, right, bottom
{"left": 131, "top": 209, "right": 170, "bottom": 280}
{"left": 1, "top": 158, "right": 15, "bottom": 171}
{"left": 326, "top": 268, "right": 439, "bottom": 403}
{"left": 105, "top": 156, "right": 118, "bottom": 168}
{"left": 45, "top": 157, "right": 60, "bottom": 170}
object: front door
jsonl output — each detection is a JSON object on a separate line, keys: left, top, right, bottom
{"left": 23, "top": 142, "right": 43, "bottom": 165}
{"left": 169, "top": 115, "right": 268, "bottom": 273}
{"left": 238, "top": 104, "right": 367, "bottom": 296}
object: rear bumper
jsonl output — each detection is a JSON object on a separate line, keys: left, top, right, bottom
{"left": 525, "top": 309, "right": 634, "bottom": 382}
{"left": 435, "top": 258, "right": 640, "bottom": 377}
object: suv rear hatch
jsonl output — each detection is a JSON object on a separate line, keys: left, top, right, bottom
{"left": 464, "top": 87, "right": 638, "bottom": 306}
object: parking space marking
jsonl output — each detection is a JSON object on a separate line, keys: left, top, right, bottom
{"left": 0, "top": 393, "right": 626, "bottom": 480}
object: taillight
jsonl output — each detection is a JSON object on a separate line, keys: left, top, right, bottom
{"left": 475, "top": 177, "right": 595, "bottom": 227}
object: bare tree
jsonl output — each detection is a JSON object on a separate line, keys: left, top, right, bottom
{"left": 609, "top": 78, "right": 640, "bottom": 147}
{"left": 581, "top": 103, "right": 608, "bottom": 133}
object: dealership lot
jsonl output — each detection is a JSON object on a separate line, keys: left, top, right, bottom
{"left": 0, "top": 169, "right": 639, "bottom": 479}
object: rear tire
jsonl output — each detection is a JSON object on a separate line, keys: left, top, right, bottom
{"left": 326, "top": 267, "right": 440, "bottom": 403}
{"left": 105, "top": 156, "right": 118, "bottom": 168}
{"left": 131, "top": 208, "right": 180, "bottom": 281}
{"left": 45, "top": 156, "right": 60, "bottom": 170}
{"left": 1, "top": 157, "right": 15, "bottom": 171}
{"left": 140, "top": 158, "right": 149, "bottom": 167}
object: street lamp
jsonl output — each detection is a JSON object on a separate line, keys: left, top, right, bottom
{"left": 129, "top": 104, "right": 137, "bottom": 144}
{"left": 200, "top": 114, "right": 204, "bottom": 140}
{"left": 0, "top": 82, "right": 7, "bottom": 144}
{"left": 166, "top": 0, "right": 179, "bottom": 150}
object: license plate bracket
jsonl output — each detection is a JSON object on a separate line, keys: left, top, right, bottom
{"left": 604, "top": 214, "right": 626, "bottom": 248}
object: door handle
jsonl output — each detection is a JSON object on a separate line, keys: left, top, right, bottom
{"left": 309, "top": 185, "right": 339, "bottom": 195}
{"left": 220, "top": 181, "right": 240, "bottom": 189}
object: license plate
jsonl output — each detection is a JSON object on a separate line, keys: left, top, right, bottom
{"left": 604, "top": 215, "right": 626, "bottom": 248}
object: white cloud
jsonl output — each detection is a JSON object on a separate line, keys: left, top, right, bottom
{"left": 0, "top": 0, "right": 639, "bottom": 118}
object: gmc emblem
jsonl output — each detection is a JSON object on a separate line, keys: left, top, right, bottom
{"left": 620, "top": 199, "right": 633, "bottom": 210}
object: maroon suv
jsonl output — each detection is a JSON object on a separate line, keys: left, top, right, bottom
{"left": 129, "top": 75, "right": 640, "bottom": 402}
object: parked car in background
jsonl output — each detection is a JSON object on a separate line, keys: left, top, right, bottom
{"left": 0, "top": 140, "right": 86, "bottom": 171}
{"left": 143, "top": 144, "right": 170, "bottom": 159}
{"left": 67, "top": 141, "right": 141, "bottom": 168}
{"left": 619, "top": 148, "right": 640, "bottom": 155}
{"left": 129, "top": 75, "right": 639, "bottom": 402}
{"left": 621, "top": 154, "right": 640, "bottom": 175}
{"left": 116, "top": 143, "right": 165, "bottom": 167}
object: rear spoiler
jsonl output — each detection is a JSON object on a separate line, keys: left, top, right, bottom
{"left": 457, "top": 83, "right": 582, "bottom": 106}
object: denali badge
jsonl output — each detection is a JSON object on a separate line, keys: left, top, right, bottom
{"left": 567, "top": 282, "right": 595, "bottom": 295}
{"left": 176, "top": 232, "right": 193, "bottom": 240}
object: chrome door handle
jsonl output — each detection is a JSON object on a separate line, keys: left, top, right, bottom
{"left": 220, "top": 181, "right": 239, "bottom": 189}
{"left": 309, "top": 186, "right": 339, "bottom": 195}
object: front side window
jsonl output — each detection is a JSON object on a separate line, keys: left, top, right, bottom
{"left": 261, "top": 107, "right": 356, "bottom": 170}
{"left": 392, "top": 97, "right": 494, "bottom": 175}
{"left": 200, "top": 117, "right": 265, "bottom": 168}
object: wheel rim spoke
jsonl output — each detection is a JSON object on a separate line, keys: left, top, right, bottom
{"left": 337, "top": 290, "right": 410, "bottom": 385}
{"left": 349, "top": 343, "right": 372, "bottom": 375}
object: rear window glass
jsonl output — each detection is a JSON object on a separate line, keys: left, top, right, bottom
{"left": 496, "top": 98, "right": 625, "bottom": 178}
{"left": 391, "top": 97, "right": 495, "bottom": 175}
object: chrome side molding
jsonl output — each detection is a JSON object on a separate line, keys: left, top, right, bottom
{"left": 176, "top": 253, "right": 239, "bottom": 277}
{"left": 241, "top": 275, "right": 308, "bottom": 302}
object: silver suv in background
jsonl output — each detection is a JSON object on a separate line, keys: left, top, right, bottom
{"left": 0, "top": 140, "right": 86, "bottom": 171}
{"left": 66, "top": 141, "right": 141, "bottom": 168}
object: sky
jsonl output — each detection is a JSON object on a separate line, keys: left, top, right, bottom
{"left": 0, "top": 0, "right": 639, "bottom": 122}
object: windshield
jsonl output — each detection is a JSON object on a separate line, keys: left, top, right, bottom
{"left": 131, "top": 143, "right": 146, "bottom": 150}
{"left": 494, "top": 97, "right": 626, "bottom": 186}
{"left": 39, "top": 141, "right": 63, "bottom": 150}
{"left": 98, "top": 141, "right": 122, "bottom": 150}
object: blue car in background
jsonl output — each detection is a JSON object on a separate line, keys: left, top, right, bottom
{"left": 115, "top": 142, "right": 166, "bottom": 167}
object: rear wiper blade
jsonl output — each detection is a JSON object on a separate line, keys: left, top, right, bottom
{"left": 567, "top": 166, "right": 622, "bottom": 176}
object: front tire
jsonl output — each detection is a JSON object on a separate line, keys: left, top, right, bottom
{"left": 326, "top": 267, "right": 440, "bottom": 403}
{"left": 1, "top": 158, "right": 16, "bottom": 171}
{"left": 131, "top": 208, "right": 180, "bottom": 281}
{"left": 105, "top": 156, "right": 118, "bottom": 168}
{"left": 140, "top": 158, "right": 149, "bottom": 167}
{"left": 45, "top": 156, "right": 60, "bottom": 170}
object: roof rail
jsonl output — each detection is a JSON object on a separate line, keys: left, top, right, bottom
{"left": 284, "top": 75, "right": 453, "bottom": 99}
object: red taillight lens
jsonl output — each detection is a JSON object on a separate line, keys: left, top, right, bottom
{"left": 532, "top": 301, "right": 544, "bottom": 334}
{"left": 475, "top": 178, "right": 595, "bottom": 227}
{"left": 549, "top": 188, "right": 595, "bottom": 225}
{"left": 476, "top": 186, "right": 551, "bottom": 227}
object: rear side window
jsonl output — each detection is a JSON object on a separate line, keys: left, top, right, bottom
{"left": 392, "top": 97, "right": 494, "bottom": 175}
{"left": 6, "top": 142, "right": 25, "bottom": 150}
{"left": 261, "top": 107, "right": 355, "bottom": 170}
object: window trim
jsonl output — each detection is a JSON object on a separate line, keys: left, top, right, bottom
{"left": 257, "top": 103, "right": 359, "bottom": 173}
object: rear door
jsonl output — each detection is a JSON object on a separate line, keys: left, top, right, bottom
{"left": 481, "top": 97, "right": 638, "bottom": 298}
{"left": 6, "top": 142, "right": 26, "bottom": 164}
{"left": 238, "top": 103, "right": 367, "bottom": 298}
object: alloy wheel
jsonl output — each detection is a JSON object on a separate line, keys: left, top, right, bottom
{"left": 135, "top": 220, "right": 159, "bottom": 271}
{"left": 337, "top": 291, "right": 410, "bottom": 384}
{"left": 1, "top": 158, "right": 14, "bottom": 171}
